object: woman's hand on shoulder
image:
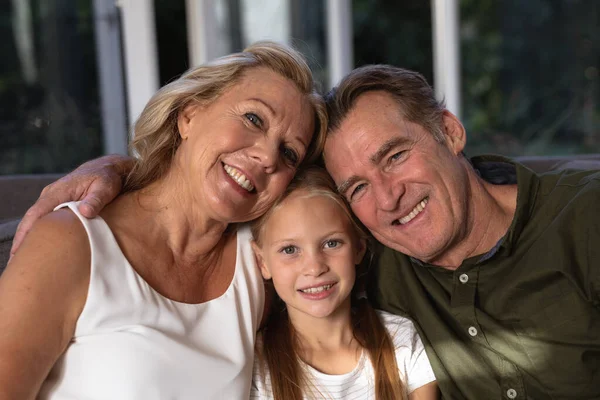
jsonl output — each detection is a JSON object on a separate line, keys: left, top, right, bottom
{"left": 0, "top": 208, "right": 92, "bottom": 399}
{"left": 10, "top": 154, "right": 133, "bottom": 258}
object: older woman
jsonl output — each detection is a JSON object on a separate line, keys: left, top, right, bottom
{"left": 0, "top": 42, "right": 326, "bottom": 399}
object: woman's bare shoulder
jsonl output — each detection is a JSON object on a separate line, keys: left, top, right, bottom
{"left": 5, "top": 207, "right": 91, "bottom": 288}
{"left": 0, "top": 208, "right": 92, "bottom": 398}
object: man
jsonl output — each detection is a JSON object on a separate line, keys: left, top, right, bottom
{"left": 10, "top": 65, "right": 600, "bottom": 399}
{"left": 322, "top": 65, "right": 600, "bottom": 399}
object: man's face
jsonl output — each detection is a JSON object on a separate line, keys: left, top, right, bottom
{"left": 324, "top": 91, "right": 471, "bottom": 264}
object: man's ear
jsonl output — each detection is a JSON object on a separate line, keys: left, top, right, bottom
{"left": 441, "top": 110, "right": 466, "bottom": 155}
{"left": 251, "top": 241, "right": 272, "bottom": 280}
{"left": 177, "top": 103, "right": 200, "bottom": 140}
{"left": 354, "top": 238, "right": 368, "bottom": 265}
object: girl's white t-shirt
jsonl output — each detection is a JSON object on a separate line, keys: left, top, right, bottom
{"left": 251, "top": 310, "right": 436, "bottom": 399}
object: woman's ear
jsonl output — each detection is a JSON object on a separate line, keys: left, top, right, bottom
{"left": 251, "top": 240, "right": 272, "bottom": 280}
{"left": 354, "top": 238, "right": 367, "bottom": 265}
{"left": 177, "top": 103, "right": 199, "bottom": 140}
{"left": 441, "top": 110, "right": 466, "bottom": 155}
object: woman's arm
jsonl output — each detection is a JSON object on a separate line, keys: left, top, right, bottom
{"left": 409, "top": 381, "right": 439, "bottom": 400}
{"left": 0, "top": 210, "right": 91, "bottom": 399}
{"left": 10, "top": 155, "right": 133, "bottom": 257}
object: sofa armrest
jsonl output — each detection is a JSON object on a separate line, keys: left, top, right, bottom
{"left": 0, "top": 219, "right": 19, "bottom": 275}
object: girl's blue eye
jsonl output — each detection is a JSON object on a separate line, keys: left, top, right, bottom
{"left": 281, "top": 246, "right": 297, "bottom": 255}
{"left": 324, "top": 240, "right": 340, "bottom": 249}
{"left": 245, "top": 113, "right": 262, "bottom": 127}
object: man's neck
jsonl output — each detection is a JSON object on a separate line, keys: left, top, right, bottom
{"left": 428, "top": 165, "right": 518, "bottom": 270}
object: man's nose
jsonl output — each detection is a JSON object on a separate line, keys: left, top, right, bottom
{"left": 373, "top": 176, "right": 404, "bottom": 211}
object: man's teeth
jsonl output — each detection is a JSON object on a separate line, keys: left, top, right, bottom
{"left": 398, "top": 198, "right": 428, "bottom": 225}
{"left": 223, "top": 164, "right": 255, "bottom": 192}
{"left": 300, "top": 284, "right": 333, "bottom": 294}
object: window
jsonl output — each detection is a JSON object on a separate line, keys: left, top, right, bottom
{"left": 1, "top": 0, "right": 104, "bottom": 174}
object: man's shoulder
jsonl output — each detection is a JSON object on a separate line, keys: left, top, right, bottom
{"left": 540, "top": 167, "right": 600, "bottom": 189}
{"left": 372, "top": 244, "right": 416, "bottom": 280}
{"left": 375, "top": 242, "right": 413, "bottom": 265}
{"left": 536, "top": 168, "right": 600, "bottom": 211}
{"left": 366, "top": 246, "right": 417, "bottom": 316}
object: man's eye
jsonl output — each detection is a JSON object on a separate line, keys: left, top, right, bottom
{"left": 281, "top": 146, "right": 299, "bottom": 166}
{"left": 281, "top": 246, "right": 297, "bottom": 255}
{"left": 350, "top": 183, "right": 366, "bottom": 199}
{"left": 390, "top": 151, "right": 404, "bottom": 162}
{"left": 324, "top": 240, "right": 340, "bottom": 249}
{"left": 245, "top": 113, "right": 262, "bottom": 127}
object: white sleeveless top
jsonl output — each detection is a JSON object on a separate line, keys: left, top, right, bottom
{"left": 39, "top": 202, "right": 264, "bottom": 400}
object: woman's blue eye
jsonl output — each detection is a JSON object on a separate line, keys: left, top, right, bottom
{"left": 281, "top": 146, "right": 299, "bottom": 166}
{"left": 245, "top": 113, "right": 262, "bottom": 127}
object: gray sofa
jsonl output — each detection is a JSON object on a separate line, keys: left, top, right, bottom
{"left": 0, "top": 174, "right": 62, "bottom": 270}
{"left": 1, "top": 155, "right": 600, "bottom": 273}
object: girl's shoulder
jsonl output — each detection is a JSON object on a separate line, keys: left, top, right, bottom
{"left": 374, "top": 310, "right": 421, "bottom": 348}
{"left": 375, "top": 310, "right": 418, "bottom": 332}
{"left": 375, "top": 310, "right": 437, "bottom": 393}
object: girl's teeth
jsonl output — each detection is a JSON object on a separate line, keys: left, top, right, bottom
{"left": 398, "top": 198, "right": 428, "bottom": 225}
{"left": 300, "top": 284, "right": 333, "bottom": 294}
{"left": 223, "top": 164, "right": 255, "bottom": 192}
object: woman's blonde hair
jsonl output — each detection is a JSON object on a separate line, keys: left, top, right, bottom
{"left": 123, "top": 41, "right": 327, "bottom": 192}
{"left": 251, "top": 167, "right": 406, "bottom": 400}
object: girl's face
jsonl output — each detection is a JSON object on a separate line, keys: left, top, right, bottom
{"left": 253, "top": 190, "right": 366, "bottom": 322}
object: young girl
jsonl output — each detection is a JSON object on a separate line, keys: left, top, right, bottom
{"left": 250, "top": 167, "right": 438, "bottom": 400}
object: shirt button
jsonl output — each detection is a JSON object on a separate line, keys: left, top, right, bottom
{"left": 468, "top": 326, "right": 478, "bottom": 336}
{"left": 506, "top": 388, "right": 517, "bottom": 399}
{"left": 459, "top": 273, "right": 469, "bottom": 283}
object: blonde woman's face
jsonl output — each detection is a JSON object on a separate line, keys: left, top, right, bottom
{"left": 176, "top": 67, "right": 315, "bottom": 223}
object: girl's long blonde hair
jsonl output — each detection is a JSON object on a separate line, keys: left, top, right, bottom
{"left": 123, "top": 41, "right": 327, "bottom": 193}
{"left": 251, "top": 167, "right": 406, "bottom": 400}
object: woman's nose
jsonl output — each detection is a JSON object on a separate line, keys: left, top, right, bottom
{"left": 251, "top": 139, "right": 278, "bottom": 174}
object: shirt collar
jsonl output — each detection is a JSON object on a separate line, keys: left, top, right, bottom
{"left": 472, "top": 155, "right": 540, "bottom": 258}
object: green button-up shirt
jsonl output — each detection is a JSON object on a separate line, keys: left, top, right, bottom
{"left": 367, "top": 156, "right": 600, "bottom": 399}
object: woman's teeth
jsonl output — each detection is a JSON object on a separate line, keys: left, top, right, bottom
{"left": 398, "top": 198, "right": 428, "bottom": 225}
{"left": 300, "top": 284, "right": 333, "bottom": 294}
{"left": 224, "top": 164, "right": 254, "bottom": 192}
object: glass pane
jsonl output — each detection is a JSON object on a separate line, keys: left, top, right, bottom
{"left": 152, "top": 0, "right": 328, "bottom": 89}
{"left": 240, "top": 0, "right": 328, "bottom": 86}
{"left": 352, "top": 1, "right": 434, "bottom": 84}
{"left": 461, "top": 0, "right": 599, "bottom": 156}
{"left": 154, "top": 0, "right": 188, "bottom": 85}
{"left": 0, "top": 0, "right": 103, "bottom": 174}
